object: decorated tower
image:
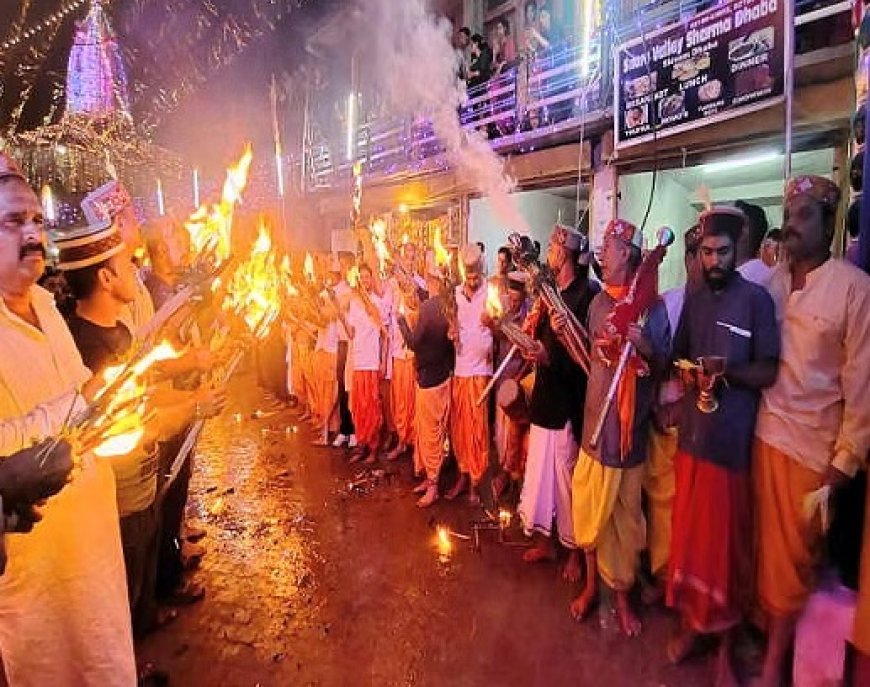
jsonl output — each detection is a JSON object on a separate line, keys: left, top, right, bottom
{"left": 65, "top": 0, "right": 131, "bottom": 119}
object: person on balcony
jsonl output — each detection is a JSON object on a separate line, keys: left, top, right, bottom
{"left": 493, "top": 17, "right": 517, "bottom": 75}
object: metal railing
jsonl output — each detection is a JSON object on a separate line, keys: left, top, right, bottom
{"left": 303, "top": 0, "right": 852, "bottom": 190}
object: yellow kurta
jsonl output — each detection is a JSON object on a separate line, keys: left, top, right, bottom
{"left": 0, "top": 286, "right": 135, "bottom": 687}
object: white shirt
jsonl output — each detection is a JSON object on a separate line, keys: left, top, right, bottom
{"left": 454, "top": 284, "right": 493, "bottom": 378}
{"left": 315, "top": 290, "right": 339, "bottom": 354}
{"left": 333, "top": 281, "right": 352, "bottom": 341}
{"left": 661, "top": 285, "right": 686, "bottom": 340}
{"left": 347, "top": 294, "right": 383, "bottom": 371}
{"left": 0, "top": 286, "right": 136, "bottom": 686}
{"left": 738, "top": 258, "right": 774, "bottom": 289}
{"left": 756, "top": 259, "right": 870, "bottom": 476}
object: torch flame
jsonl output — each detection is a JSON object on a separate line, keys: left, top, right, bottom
{"left": 185, "top": 144, "right": 254, "bottom": 265}
{"left": 370, "top": 218, "right": 390, "bottom": 275}
{"left": 401, "top": 232, "right": 410, "bottom": 245}
{"left": 223, "top": 218, "right": 282, "bottom": 337}
{"left": 433, "top": 226, "right": 450, "bottom": 269}
{"left": 347, "top": 266, "right": 360, "bottom": 289}
{"left": 303, "top": 252, "right": 315, "bottom": 282}
{"left": 88, "top": 341, "right": 180, "bottom": 459}
{"left": 280, "top": 256, "right": 299, "bottom": 297}
{"left": 486, "top": 283, "right": 503, "bottom": 319}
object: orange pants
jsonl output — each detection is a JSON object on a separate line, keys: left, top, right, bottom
{"left": 391, "top": 357, "right": 416, "bottom": 447}
{"left": 350, "top": 370, "right": 382, "bottom": 453}
{"left": 753, "top": 439, "right": 825, "bottom": 617}
{"left": 312, "top": 350, "right": 337, "bottom": 434}
{"left": 450, "top": 376, "right": 490, "bottom": 484}
{"left": 415, "top": 378, "right": 451, "bottom": 480}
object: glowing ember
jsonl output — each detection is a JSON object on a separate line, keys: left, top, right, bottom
{"left": 486, "top": 283, "right": 503, "bottom": 318}
{"left": 185, "top": 144, "right": 254, "bottom": 265}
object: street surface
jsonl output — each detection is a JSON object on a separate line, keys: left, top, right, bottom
{"left": 138, "top": 377, "right": 710, "bottom": 686}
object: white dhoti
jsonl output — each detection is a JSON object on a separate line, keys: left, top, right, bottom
{"left": 518, "top": 422, "right": 578, "bottom": 549}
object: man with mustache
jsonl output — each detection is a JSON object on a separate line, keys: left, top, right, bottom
{"left": 570, "top": 219, "right": 670, "bottom": 636}
{"left": 752, "top": 176, "right": 870, "bottom": 687}
{"left": 665, "top": 208, "right": 779, "bottom": 686}
{"left": 0, "top": 153, "right": 136, "bottom": 685}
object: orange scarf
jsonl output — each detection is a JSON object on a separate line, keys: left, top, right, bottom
{"left": 604, "top": 283, "right": 636, "bottom": 461}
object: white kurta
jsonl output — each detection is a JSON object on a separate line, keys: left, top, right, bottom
{"left": 0, "top": 286, "right": 135, "bottom": 687}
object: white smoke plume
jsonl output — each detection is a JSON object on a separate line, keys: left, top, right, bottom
{"left": 361, "top": 0, "right": 529, "bottom": 234}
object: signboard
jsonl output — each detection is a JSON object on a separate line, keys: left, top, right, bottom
{"left": 615, "top": 0, "right": 785, "bottom": 148}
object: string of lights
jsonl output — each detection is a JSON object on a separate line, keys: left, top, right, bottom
{"left": 0, "top": 0, "right": 89, "bottom": 55}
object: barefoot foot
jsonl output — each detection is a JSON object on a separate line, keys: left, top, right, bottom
{"left": 562, "top": 550, "right": 582, "bottom": 583}
{"left": 522, "top": 544, "right": 556, "bottom": 564}
{"left": 615, "top": 592, "right": 642, "bottom": 637}
{"left": 445, "top": 474, "right": 469, "bottom": 501}
{"left": 569, "top": 587, "right": 598, "bottom": 621}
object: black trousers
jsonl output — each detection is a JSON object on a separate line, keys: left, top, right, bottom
{"left": 155, "top": 430, "right": 193, "bottom": 598}
{"left": 120, "top": 501, "right": 159, "bottom": 637}
{"left": 336, "top": 341, "right": 355, "bottom": 436}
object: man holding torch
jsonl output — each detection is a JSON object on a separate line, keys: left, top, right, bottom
{"left": 0, "top": 153, "right": 136, "bottom": 685}
{"left": 447, "top": 244, "right": 493, "bottom": 504}
{"left": 518, "top": 224, "right": 597, "bottom": 580}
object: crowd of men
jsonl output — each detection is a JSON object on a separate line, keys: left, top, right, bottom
{"left": 282, "top": 178, "right": 870, "bottom": 686}
{"left": 0, "top": 141, "right": 869, "bottom": 687}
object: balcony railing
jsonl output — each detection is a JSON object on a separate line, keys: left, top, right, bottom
{"left": 302, "top": 0, "right": 852, "bottom": 191}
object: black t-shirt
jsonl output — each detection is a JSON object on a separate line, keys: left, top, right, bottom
{"left": 398, "top": 296, "right": 455, "bottom": 389}
{"left": 528, "top": 277, "right": 599, "bottom": 441}
{"left": 66, "top": 312, "right": 133, "bottom": 374}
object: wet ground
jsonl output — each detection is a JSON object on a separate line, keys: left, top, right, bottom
{"left": 138, "top": 377, "right": 710, "bottom": 686}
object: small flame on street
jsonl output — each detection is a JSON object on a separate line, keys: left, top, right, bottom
{"left": 436, "top": 525, "right": 452, "bottom": 559}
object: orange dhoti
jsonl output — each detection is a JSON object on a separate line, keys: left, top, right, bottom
{"left": 312, "top": 350, "right": 337, "bottom": 434}
{"left": 414, "top": 378, "right": 451, "bottom": 480}
{"left": 450, "top": 376, "right": 491, "bottom": 485}
{"left": 753, "top": 438, "right": 826, "bottom": 617}
{"left": 391, "top": 356, "right": 416, "bottom": 447}
{"left": 350, "top": 370, "right": 382, "bottom": 453}
{"left": 645, "top": 427, "right": 677, "bottom": 579}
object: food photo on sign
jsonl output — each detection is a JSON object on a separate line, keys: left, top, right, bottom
{"left": 614, "top": 0, "right": 785, "bottom": 148}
